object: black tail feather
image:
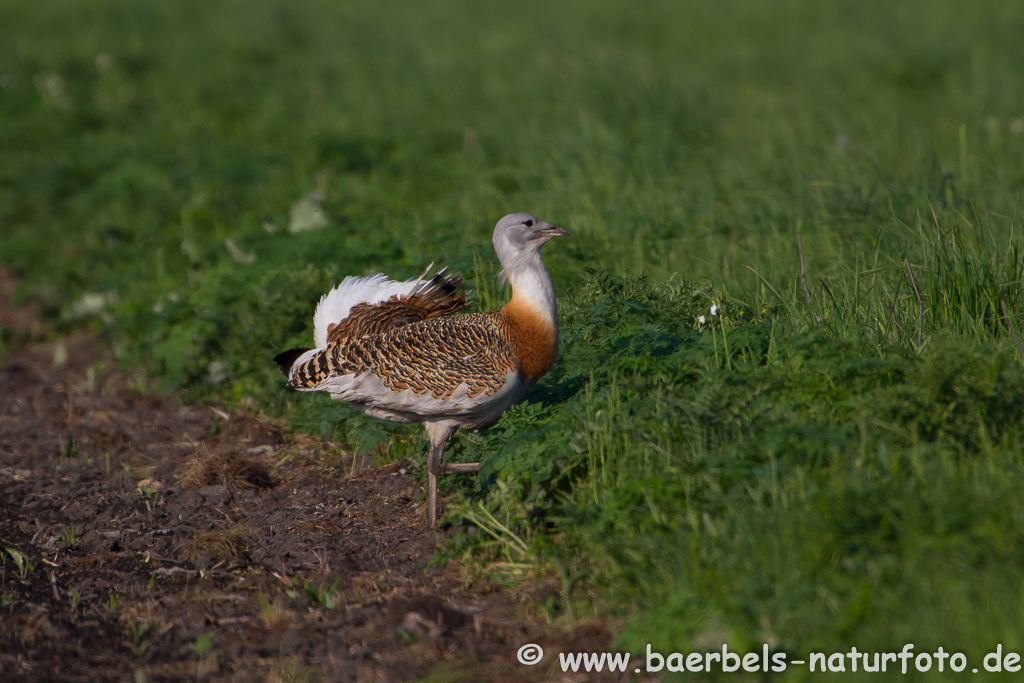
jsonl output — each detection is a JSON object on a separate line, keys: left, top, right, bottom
{"left": 413, "top": 266, "right": 465, "bottom": 299}
{"left": 273, "top": 348, "right": 312, "bottom": 377}
{"left": 434, "top": 270, "right": 464, "bottom": 295}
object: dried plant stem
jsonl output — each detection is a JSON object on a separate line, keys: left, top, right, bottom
{"left": 905, "top": 259, "right": 923, "bottom": 347}
{"left": 1001, "top": 299, "right": 1024, "bottom": 365}
{"left": 797, "top": 233, "right": 813, "bottom": 303}
{"left": 797, "top": 233, "right": 823, "bottom": 323}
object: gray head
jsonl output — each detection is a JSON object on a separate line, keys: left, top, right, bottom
{"left": 492, "top": 213, "right": 569, "bottom": 273}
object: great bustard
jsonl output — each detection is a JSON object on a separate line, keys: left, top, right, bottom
{"left": 274, "top": 213, "right": 568, "bottom": 526}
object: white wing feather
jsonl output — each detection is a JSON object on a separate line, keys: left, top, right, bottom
{"left": 312, "top": 273, "right": 423, "bottom": 348}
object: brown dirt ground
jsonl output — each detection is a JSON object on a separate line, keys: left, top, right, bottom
{"left": 0, "top": 270, "right": 625, "bottom": 683}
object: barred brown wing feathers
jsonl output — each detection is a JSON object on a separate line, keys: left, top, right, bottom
{"left": 325, "top": 269, "right": 471, "bottom": 344}
{"left": 290, "top": 312, "right": 518, "bottom": 400}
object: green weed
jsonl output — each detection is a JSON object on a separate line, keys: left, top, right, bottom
{"left": 4, "top": 548, "right": 33, "bottom": 580}
{"left": 59, "top": 525, "right": 79, "bottom": 545}
{"left": 191, "top": 629, "right": 218, "bottom": 655}
{"left": 301, "top": 576, "right": 340, "bottom": 610}
{"left": 59, "top": 438, "right": 79, "bottom": 460}
{"left": 137, "top": 485, "right": 158, "bottom": 499}
{"left": 128, "top": 622, "right": 150, "bottom": 658}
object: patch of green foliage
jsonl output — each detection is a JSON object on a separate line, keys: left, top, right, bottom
{"left": 300, "top": 576, "right": 340, "bottom": 610}
{"left": 128, "top": 621, "right": 150, "bottom": 658}
{"left": 4, "top": 547, "right": 34, "bottom": 580}
{"left": 447, "top": 261, "right": 1024, "bottom": 676}
{"left": 4, "top": 0, "right": 1024, "bottom": 675}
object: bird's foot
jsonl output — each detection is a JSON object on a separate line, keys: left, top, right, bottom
{"left": 436, "top": 460, "right": 479, "bottom": 475}
{"left": 427, "top": 460, "right": 480, "bottom": 527}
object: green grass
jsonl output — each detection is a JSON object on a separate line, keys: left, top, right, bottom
{"left": 4, "top": 0, "right": 1024, "bottom": 678}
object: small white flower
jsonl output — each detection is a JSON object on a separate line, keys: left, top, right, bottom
{"left": 710, "top": 304, "right": 718, "bottom": 316}
{"left": 698, "top": 315, "right": 706, "bottom": 325}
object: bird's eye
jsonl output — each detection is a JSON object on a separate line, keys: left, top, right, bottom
{"left": 523, "top": 219, "right": 534, "bottom": 227}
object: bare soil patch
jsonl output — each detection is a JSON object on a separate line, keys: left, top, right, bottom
{"left": 0, "top": 271, "right": 617, "bottom": 682}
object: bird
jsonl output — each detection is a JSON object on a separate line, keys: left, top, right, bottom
{"left": 274, "top": 213, "right": 569, "bottom": 526}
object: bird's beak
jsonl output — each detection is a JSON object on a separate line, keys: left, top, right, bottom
{"left": 538, "top": 224, "right": 570, "bottom": 239}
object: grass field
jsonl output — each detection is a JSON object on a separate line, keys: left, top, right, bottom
{"left": 4, "top": 0, "right": 1024, "bottom": 678}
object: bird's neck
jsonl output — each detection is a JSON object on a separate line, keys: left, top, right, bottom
{"left": 499, "top": 252, "right": 559, "bottom": 380}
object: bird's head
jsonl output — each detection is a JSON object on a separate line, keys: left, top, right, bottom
{"left": 492, "top": 213, "right": 569, "bottom": 267}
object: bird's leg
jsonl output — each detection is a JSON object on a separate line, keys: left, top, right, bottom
{"left": 424, "top": 422, "right": 479, "bottom": 527}
{"left": 427, "top": 456, "right": 482, "bottom": 526}
{"left": 426, "top": 439, "right": 444, "bottom": 528}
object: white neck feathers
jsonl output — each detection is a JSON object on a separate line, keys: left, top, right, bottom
{"left": 501, "top": 250, "right": 557, "bottom": 328}
{"left": 503, "top": 252, "right": 552, "bottom": 327}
